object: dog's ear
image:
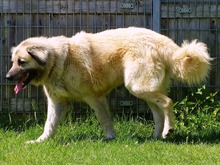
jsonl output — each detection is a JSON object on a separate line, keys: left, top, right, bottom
{"left": 26, "top": 46, "right": 48, "bottom": 66}
{"left": 11, "top": 47, "right": 15, "bottom": 53}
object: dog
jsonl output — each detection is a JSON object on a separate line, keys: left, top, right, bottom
{"left": 6, "top": 27, "right": 211, "bottom": 143}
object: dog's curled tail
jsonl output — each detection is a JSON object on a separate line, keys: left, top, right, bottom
{"left": 172, "top": 40, "right": 212, "bottom": 85}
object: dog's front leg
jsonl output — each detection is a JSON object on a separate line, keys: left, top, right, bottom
{"left": 84, "top": 96, "right": 116, "bottom": 139}
{"left": 26, "top": 98, "right": 64, "bottom": 144}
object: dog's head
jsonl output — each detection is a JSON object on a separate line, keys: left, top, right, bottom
{"left": 6, "top": 38, "right": 49, "bottom": 94}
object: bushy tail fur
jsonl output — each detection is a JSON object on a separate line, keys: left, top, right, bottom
{"left": 172, "top": 40, "right": 212, "bottom": 85}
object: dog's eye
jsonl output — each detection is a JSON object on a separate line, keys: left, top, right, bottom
{"left": 18, "top": 58, "right": 26, "bottom": 65}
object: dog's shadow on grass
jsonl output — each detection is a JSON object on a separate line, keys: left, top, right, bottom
{"left": 165, "top": 131, "right": 220, "bottom": 144}
{"left": 54, "top": 130, "right": 220, "bottom": 145}
{"left": 54, "top": 128, "right": 152, "bottom": 145}
{"left": 55, "top": 133, "right": 111, "bottom": 145}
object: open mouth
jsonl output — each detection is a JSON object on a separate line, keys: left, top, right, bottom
{"left": 14, "top": 70, "right": 38, "bottom": 94}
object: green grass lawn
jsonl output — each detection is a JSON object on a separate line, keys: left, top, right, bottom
{"left": 0, "top": 115, "right": 219, "bottom": 165}
{"left": 0, "top": 87, "right": 220, "bottom": 164}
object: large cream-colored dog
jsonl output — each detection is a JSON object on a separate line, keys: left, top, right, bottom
{"left": 6, "top": 27, "right": 211, "bottom": 143}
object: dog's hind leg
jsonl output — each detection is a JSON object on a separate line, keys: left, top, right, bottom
{"left": 147, "top": 102, "right": 164, "bottom": 139}
{"left": 146, "top": 93, "right": 174, "bottom": 139}
{"left": 84, "top": 96, "right": 116, "bottom": 139}
{"left": 124, "top": 60, "right": 174, "bottom": 139}
{"left": 131, "top": 91, "right": 174, "bottom": 139}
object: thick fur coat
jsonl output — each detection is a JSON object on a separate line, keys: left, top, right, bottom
{"left": 6, "top": 27, "right": 211, "bottom": 143}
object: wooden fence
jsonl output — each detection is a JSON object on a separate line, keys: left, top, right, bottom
{"left": 0, "top": 0, "right": 151, "bottom": 116}
{"left": 161, "top": 0, "right": 220, "bottom": 101}
{"left": 0, "top": 0, "right": 219, "bottom": 117}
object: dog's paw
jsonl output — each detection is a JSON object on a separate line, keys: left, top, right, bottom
{"left": 105, "top": 130, "right": 116, "bottom": 140}
{"left": 162, "top": 128, "right": 174, "bottom": 139}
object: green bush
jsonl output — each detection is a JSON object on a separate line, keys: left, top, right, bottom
{"left": 173, "top": 85, "right": 220, "bottom": 143}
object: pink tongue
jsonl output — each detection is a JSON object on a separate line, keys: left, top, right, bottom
{"left": 14, "top": 82, "right": 23, "bottom": 94}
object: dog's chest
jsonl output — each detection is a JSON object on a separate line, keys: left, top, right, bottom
{"left": 44, "top": 81, "right": 71, "bottom": 98}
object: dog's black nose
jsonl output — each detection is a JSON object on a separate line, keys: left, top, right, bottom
{"left": 6, "top": 73, "right": 13, "bottom": 81}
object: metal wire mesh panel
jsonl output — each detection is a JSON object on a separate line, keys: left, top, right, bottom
{"left": 0, "top": 0, "right": 152, "bottom": 117}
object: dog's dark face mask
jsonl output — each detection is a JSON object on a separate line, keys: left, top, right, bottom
{"left": 6, "top": 45, "right": 47, "bottom": 94}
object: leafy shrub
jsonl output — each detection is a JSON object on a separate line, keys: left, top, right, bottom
{"left": 173, "top": 85, "right": 220, "bottom": 143}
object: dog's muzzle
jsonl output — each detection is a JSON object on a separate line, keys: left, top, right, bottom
{"left": 6, "top": 73, "right": 14, "bottom": 81}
